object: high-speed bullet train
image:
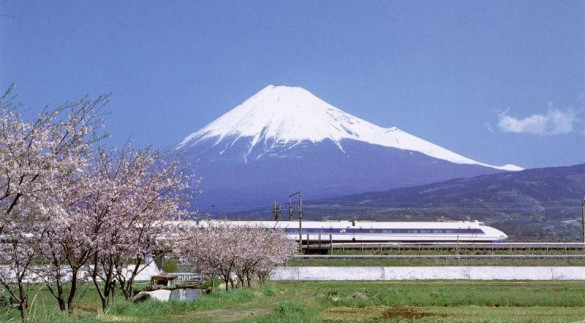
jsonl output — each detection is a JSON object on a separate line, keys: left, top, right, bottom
{"left": 215, "top": 220, "right": 508, "bottom": 242}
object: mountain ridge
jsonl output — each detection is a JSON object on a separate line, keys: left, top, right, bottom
{"left": 321, "top": 163, "right": 585, "bottom": 209}
{"left": 232, "top": 163, "right": 585, "bottom": 241}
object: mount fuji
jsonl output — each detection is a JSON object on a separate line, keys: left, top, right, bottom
{"left": 176, "top": 85, "right": 521, "bottom": 213}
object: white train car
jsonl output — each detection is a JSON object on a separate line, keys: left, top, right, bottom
{"left": 223, "top": 220, "right": 508, "bottom": 242}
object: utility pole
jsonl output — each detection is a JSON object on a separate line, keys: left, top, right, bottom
{"left": 289, "top": 191, "right": 303, "bottom": 251}
{"left": 288, "top": 196, "right": 293, "bottom": 221}
{"left": 272, "top": 202, "right": 281, "bottom": 221}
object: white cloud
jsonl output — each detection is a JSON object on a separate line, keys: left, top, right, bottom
{"left": 497, "top": 109, "right": 577, "bottom": 135}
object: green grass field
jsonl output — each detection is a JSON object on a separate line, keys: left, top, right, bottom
{"left": 2, "top": 280, "right": 585, "bottom": 322}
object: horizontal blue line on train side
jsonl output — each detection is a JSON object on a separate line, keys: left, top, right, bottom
{"left": 282, "top": 228, "right": 485, "bottom": 235}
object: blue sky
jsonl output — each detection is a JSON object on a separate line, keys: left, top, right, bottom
{"left": 1, "top": 1, "right": 584, "bottom": 169}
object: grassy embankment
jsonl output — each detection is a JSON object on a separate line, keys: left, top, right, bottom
{"left": 2, "top": 281, "right": 585, "bottom": 322}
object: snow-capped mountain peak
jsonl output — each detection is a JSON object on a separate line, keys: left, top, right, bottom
{"left": 179, "top": 85, "right": 374, "bottom": 145}
{"left": 178, "top": 85, "right": 522, "bottom": 171}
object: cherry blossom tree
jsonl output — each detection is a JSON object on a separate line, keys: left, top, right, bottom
{"left": 0, "top": 87, "right": 106, "bottom": 320}
{"left": 177, "top": 220, "right": 297, "bottom": 291}
{"left": 250, "top": 228, "right": 297, "bottom": 284}
{"left": 112, "top": 150, "right": 190, "bottom": 300}
{"left": 0, "top": 89, "right": 105, "bottom": 222}
{"left": 37, "top": 175, "right": 95, "bottom": 313}
{"left": 0, "top": 207, "right": 40, "bottom": 322}
{"left": 82, "top": 146, "right": 190, "bottom": 311}
{"left": 1, "top": 87, "right": 195, "bottom": 317}
{"left": 232, "top": 224, "right": 296, "bottom": 287}
{"left": 177, "top": 221, "right": 233, "bottom": 291}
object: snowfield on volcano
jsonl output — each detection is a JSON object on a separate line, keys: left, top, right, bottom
{"left": 178, "top": 85, "right": 521, "bottom": 171}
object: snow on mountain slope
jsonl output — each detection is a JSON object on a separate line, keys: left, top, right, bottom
{"left": 178, "top": 85, "right": 522, "bottom": 171}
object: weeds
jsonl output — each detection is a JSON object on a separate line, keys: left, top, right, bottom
{"left": 258, "top": 301, "right": 318, "bottom": 322}
{"left": 2, "top": 281, "right": 585, "bottom": 322}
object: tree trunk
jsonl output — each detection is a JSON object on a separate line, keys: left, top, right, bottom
{"left": 91, "top": 254, "right": 109, "bottom": 312}
{"left": 111, "top": 280, "right": 116, "bottom": 304}
{"left": 92, "top": 276, "right": 107, "bottom": 313}
{"left": 17, "top": 283, "right": 27, "bottom": 322}
{"left": 18, "top": 299, "right": 27, "bottom": 322}
{"left": 66, "top": 269, "right": 79, "bottom": 313}
{"left": 209, "top": 273, "right": 215, "bottom": 293}
{"left": 246, "top": 272, "right": 252, "bottom": 288}
{"left": 46, "top": 278, "right": 66, "bottom": 312}
{"left": 119, "top": 257, "right": 142, "bottom": 299}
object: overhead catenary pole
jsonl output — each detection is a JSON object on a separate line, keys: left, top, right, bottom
{"left": 289, "top": 191, "right": 302, "bottom": 251}
{"left": 288, "top": 196, "right": 293, "bottom": 221}
{"left": 272, "top": 202, "right": 281, "bottom": 221}
{"left": 299, "top": 192, "right": 303, "bottom": 247}
{"left": 582, "top": 196, "right": 585, "bottom": 244}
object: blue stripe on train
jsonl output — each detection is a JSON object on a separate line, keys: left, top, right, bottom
{"left": 283, "top": 228, "right": 485, "bottom": 235}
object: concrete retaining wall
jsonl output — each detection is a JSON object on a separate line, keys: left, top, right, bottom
{"left": 271, "top": 266, "right": 585, "bottom": 281}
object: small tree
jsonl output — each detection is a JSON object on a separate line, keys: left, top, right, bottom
{"left": 179, "top": 221, "right": 236, "bottom": 291}
{"left": 0, "top": 87, "right": 196, "bottom": 317}
{"left": 177, "top": 220, "right": 297, "bottom": 291}
{"left": 252, "top": 228, "right": 297, "bottom": 284}
{"left": 0, "top": 209, "right": 39, "bottom": 322}
{"left": 0, "top": 88, "right": 106, "bottom": 321}
{"left": 38, "top": 180, "right": 94, "bottom": 313}
{"left": 113, "top": 150, "right": 189, "bottom": 300}
{"left": 83, "top": 146, "right": 189, "bottom": 311}
{"left": 232, "top": 224, "right": 295, "bottom": 287}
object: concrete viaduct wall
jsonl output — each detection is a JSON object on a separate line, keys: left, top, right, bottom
{"left": 271, "top": 266, "right": 585, "bottom": 281}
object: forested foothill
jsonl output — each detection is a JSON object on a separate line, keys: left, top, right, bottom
{"left": 0, "top": 88, "right": 296, "bottom": 321}
{"left": 235, "top": 164, "right": 585, "bottom": 242}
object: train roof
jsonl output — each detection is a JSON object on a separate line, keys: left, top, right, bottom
{"left": 174, "top": 220, "right": 489, "bottom": 229}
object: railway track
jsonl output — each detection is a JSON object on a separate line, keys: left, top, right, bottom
{"left": 304, "top": 242, "right": 585, "bottom": 252}
{"left": 294, "top": 254, "right": 585, "bottom": 260}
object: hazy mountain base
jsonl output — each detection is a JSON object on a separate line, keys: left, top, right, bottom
{"left": 182, "top": 138, "right": 501, "bottom": 213}
{"left": 229, "top": 164, "right": 585, "bottom": 242}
